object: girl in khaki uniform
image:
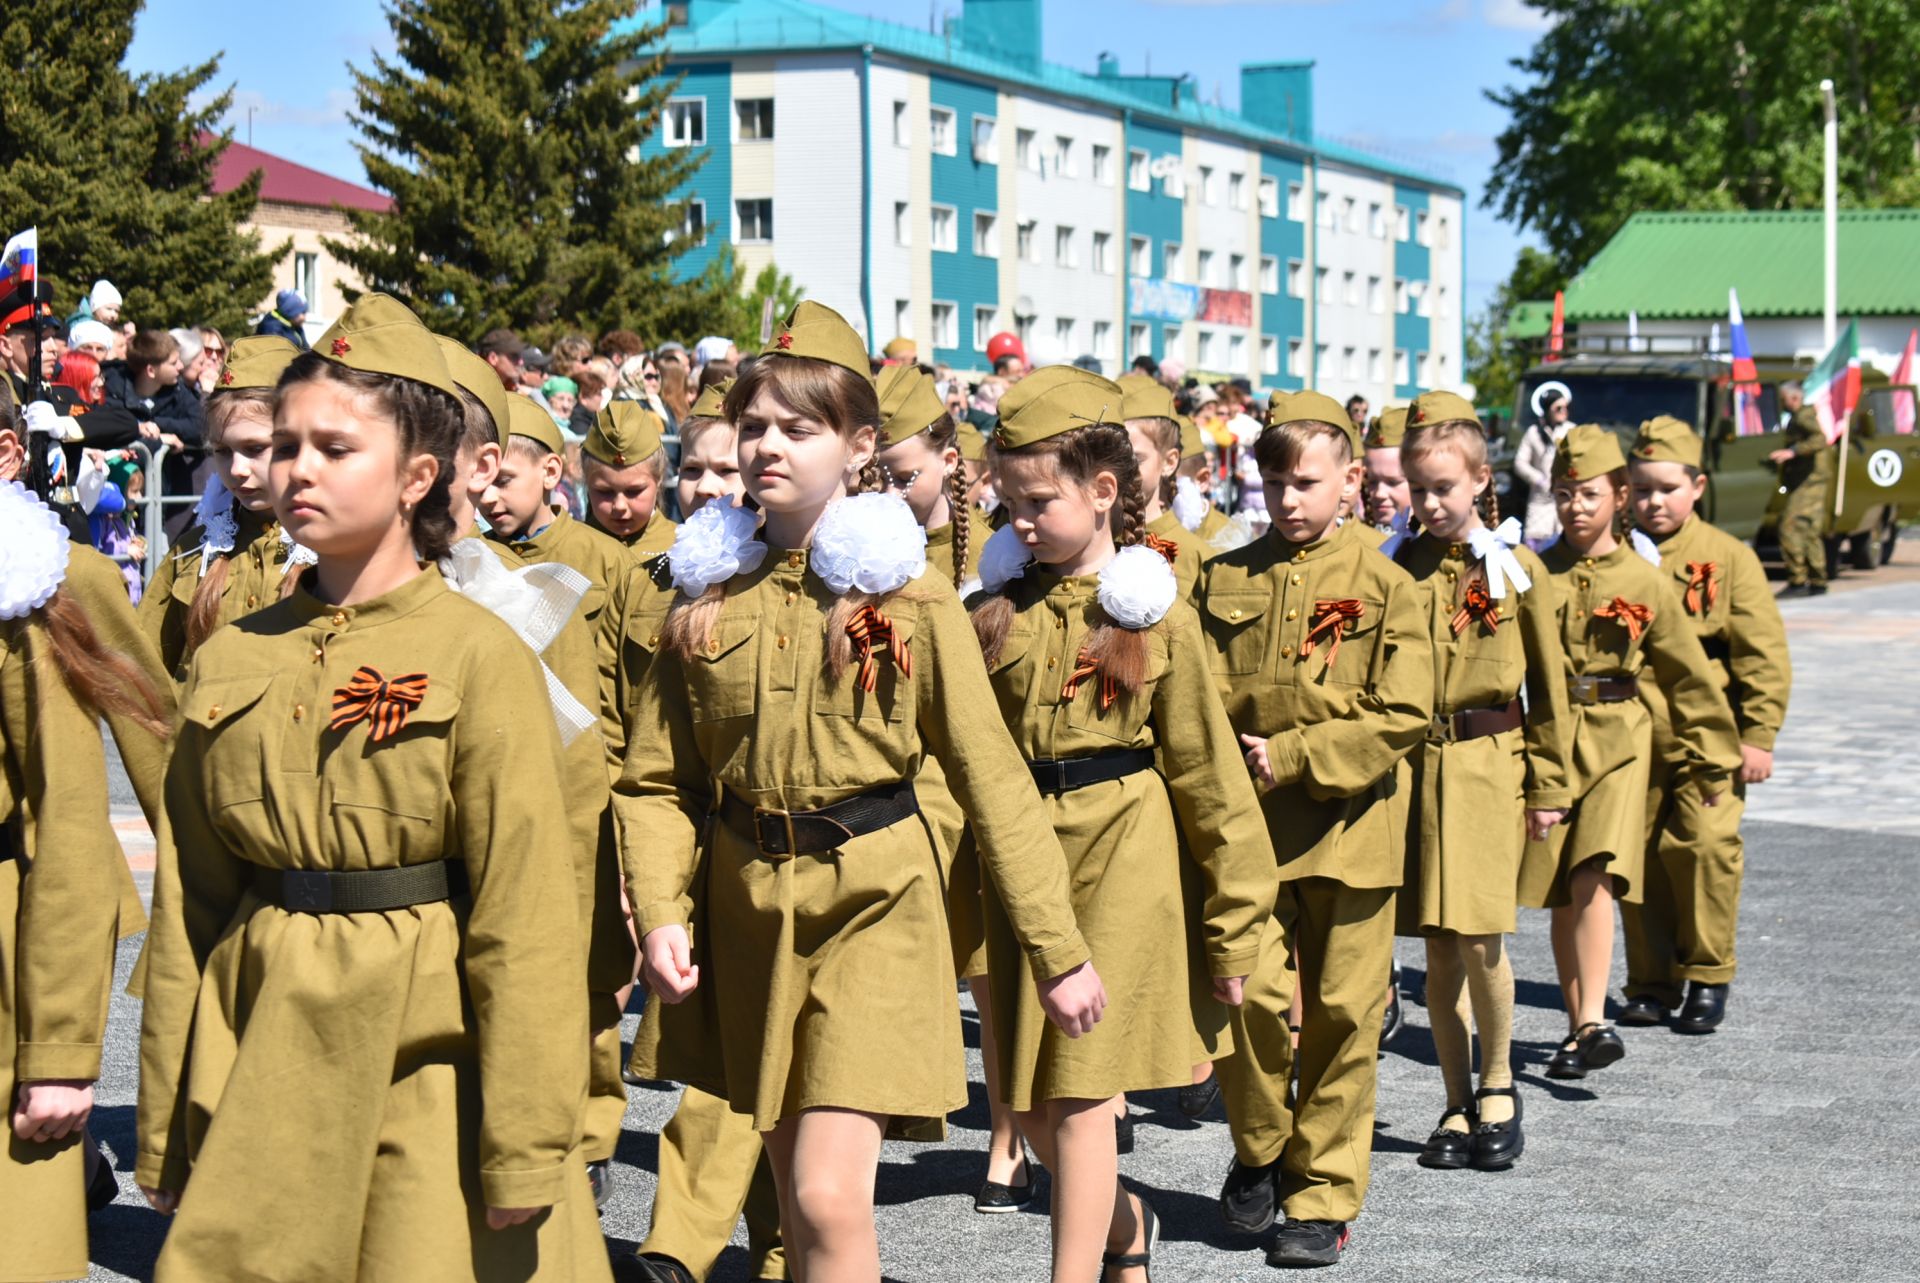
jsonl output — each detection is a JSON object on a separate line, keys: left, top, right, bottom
{"left": 2, "top": 416, "right": 171, "bottom": 1283}
{"left": 1518, "top": 425, "right": 1741, "bottom": 1080}
{"left": 138, "top": 335, "right": 302, "bottom": 680}
{"left": 970, "top": 366, "right": 1275, "bottom": 1282}
{"left": 1394, "top": 394, "right": 1572, "bottom": 1171}
{"left": 135, "top": 296, "right": 610, "bottom": 1281}
{"left": 617, "top": 302, "right": 1106, "bottom": 1282}
{"left": 1116, "top": 374, "right": 1207, "bottom": 600}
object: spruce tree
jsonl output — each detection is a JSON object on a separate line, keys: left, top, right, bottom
{"left": 0, "top": 2, "right": 280, "bottom": 332}
{"left": 334, "top": 0, "right": 721, "bottom": 343}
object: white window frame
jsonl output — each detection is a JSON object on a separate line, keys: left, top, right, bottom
{"left": 1395, "top": 205, "right": 1411, "bottom": 241}
{"left": 1053, "top": 134, "right": 1075, "bottom": 177}
{"left": 973, "top": 305, "right": 998, "bottom": 352}
{"left": 664, "top": 97, "right": 706, "bottom": 148}
{"left": 676, "top": 198, "right": 706, "bottom": 245}
{"left": 1416, "top": 209, "right": 1431, "bottom": 246}
{"left": 734, "top": 98, "right": 774, "bottom": 142}
{"left": 1394, "top": 348, "right": 1410, "bottom": 384}
{"left": 1017, "top": 219, "right": 1037, "bottom": 264}
{"left": 1165, "top": 241, "right": 1183, "bottom": 283}
{"left": 1316, "top": 266, "right": 1332, "bottom": 304}
{"left": 1054, "top": 224, "right": 1078, "bottom": 269}
{"left": 1343, "top": 346, "right": 1359, "bottom": 380}
{"left": 1228, "top": 171, "right": 1246, "bottom": 210}
{"left": 1129, "top": 234, "right": 1151, "bottom": 277}
{"left": 1435, "top": 214, "right": 1451, "bottom": 249}
{"left": 1341, "top": 195, "right": 1357, "bottom": 232}
{"left": 931, "top": 301, "right": 958, "bottom": 349}
{"left": 1287, "top": 339, "right": 1305, "bottom": 378}
{"left": 1129, "top": 322, "right": 1151, "bottom": 361}
{"left": 892, "top": 101, "right": 910, "bottom": 148}
{"left": 1285, "top": 181, "right": 1304, "bottom": 220}
{"left": 1196, "top": 248, "right": 1214, "bottom": 287}
{"left": 930, "top": 106, "right": 957, "bottom": 156}
{"left": 1092, "top": 230, "right": 1114, "bottom": 275}
{"left": 1315, "top": 343, "right": 1332, "bottom": 382}
{"left": 1199, "top": 165, "right": 1216, "bottom": 205}
{"left": 893, "top": 201, "right": 910, "bottom": 247}
{"left": 1368, "top": 275, "right": 1384, "bottom": 314}
{"left": 930, "top": 203, "right": 957, "bottom": 253}
{"left": 1368, "top": 349, "right": 1384, "bottom": 382}
{"left": 1161, "top": 161, "right": 1185, "bottom": 200}
{"left": 1259, "top": 176, "right": 1280, "bottom": 218}
{"left": 1227, "top": 333, "right": 1246, "bottom": 370}
{"left": 1055, "top": 316, "right": 1075, "bottom": 353}
{"left": 1229, "top": 252, "right": 1247, "bottom": 291}
{"left": 1394, "top": 277, "right": 1409, "bottom": 314}
{"left": 1343, "top": 270, "right": 1358, "bottom": 307}
{"left": 972, "top": 210, "right": 1000, "bottom": 259}
{"left": 1164, "top": 325, "right": 1183, "bottom": 357}
{"left": 734, "top": 197, "right": 772, "bottom": 243}
{"left": 1317, "top": 191, "right": 1335, "bottom": 229}
{"left": 893, "top": 299, "right": 912, "bottom": 340}
{"left": 1259, "top": 255, "right": 1279, "bottom": 295}
{"left": 1261, "top": 336, "right": 1280, "bottom": 376}
{"left": 1127, "top": 148, "right": 1150, "bottom": 191}
{"left": 1093, "top": 319, "right": 1114, "bottom": 359}
{"left": 1198, "top": 328, "right": 1217, "bottom": 369}
{"left": 972, "top": 114, "right": 998, "bottom": 164}
{"left": 1286, "top": 259, "right": 1305, "bottom": 299}
{"left": 1368, "top": 202, "right": 1384, "bottom": 238}
{"left": 1092, "top": 143, "right": 1114, "bottom": 186}
{"left": 1016, "top": 127, "right": 1038, "bottom": 172}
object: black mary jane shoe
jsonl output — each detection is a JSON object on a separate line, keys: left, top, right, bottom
{"left": 1115, "top": 1108, "right": 1135, "bottom": 1155}
{"left": 1179, "top": 1072, "right": 1222, "bottom": 1119}
{"left": 1577, "top": 1021, "right": 1626, "bottom": 1071}
{"left": 1100, "top": 1196, "right": 1158, "bottom": 1281}
{"left": 1672, "top": 982, "right": 1729, "bottom": 1035}
{"left": 1470, "top": 1086, "right": 1524, "bottom": 1170}
{"left": 1615, "top": 993, "right": 1676, "bottom": 1027}
{"left": 974, "top": 1155, "right": 1038, "bottom": 1215}
{"left": 1545, "top": 1032, "right": 1588, "bottom": 1080}
{"left": 1416, "top": 1107, "right": 1477, "bottom": 1170}
{"left": 86, "top": 1141, "right": 120, "bottom": 1212}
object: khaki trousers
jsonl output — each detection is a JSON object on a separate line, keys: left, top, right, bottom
{"left": 1217, "top": 877, "right": 1394, "bottom": 1224}
{"left": 581, "top": 1009, "right": 627, "bottom": 1165}
{"left": 1624, "top": 767, "right": 1748, "bottom": 1004}
{"left": 638, "top": 1085, "right": 786, "bottom": 1281}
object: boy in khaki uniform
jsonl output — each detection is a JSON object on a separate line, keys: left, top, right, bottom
{"left": 1622, "top": 415, "right": 1791, "bottom": 1033}
{"left": 1200, "top": 390, "right": 1432, "bottom": 1269}
{"left": 581, "top": 401, "right": 678, "bottom": 558}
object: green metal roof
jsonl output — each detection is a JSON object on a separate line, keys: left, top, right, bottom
{"left": 1564, "top": 210, "right": 1920, "bottom": 320}
{"left": 615, "top": 0, "right": 1463, "bottom": 195}
{"left": 1505, "top": 299, "right": 1555, "bottom": 340}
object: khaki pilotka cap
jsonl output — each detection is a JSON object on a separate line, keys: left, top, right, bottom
{"left": 762, "top": 300, "right": 874, "bottom": 383}
{"left": 1632, "top": 415, "right": 1704, "bottom": 469}
{"left": 1116, "top": 372, "right": 1177, "bottom": 423}
{"left": 1363, "top": 405, "right": 1410, "bottom": 450}
{"left": 433, "top": 336, "right": 511, "bottom": 440}
{"left": 687, "top": 378, "right": 734, "bottom": 422}
{"left": 876, "top": 364, "right": 948, "bottom": 446}
{"left": 1177, "top": 414, "right": 1204, "bottom": 459}
{"left": 313, "top": 293, "right": 462, "bottom": 402}
{"left": 992, "top": 366, "right": 1125, "bottom": 449}
{"left": 214, "top": 335, "right": 298, "bottom": 392}
{"left": 1553, "top": 423, "right": 1628, "bottom": 482}
{"left": 1267, "top": 389, "right": 1362, "bottom": 456}
{"left": 954, "top": 415, "right": 988, "bottom": 462}
{"left": 1405, "top": 390, "right": 1480, "bottom": 430}
{"left": 584, "top": 402, "right": 665, "bottom": 467}
{"left": 505, "top": 393, "right": 566, "bottom": 457}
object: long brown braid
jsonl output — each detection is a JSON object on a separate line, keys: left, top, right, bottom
{"left": 945, "top": 461, "right": 971, "bottom": 586}
{"left": 971, "top": 422, "right": 1153, "bottom": 697}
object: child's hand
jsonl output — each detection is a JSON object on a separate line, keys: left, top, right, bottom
{"left": 1036, "top": 961, "right": 1107, "bottom": 1038}
{"left": 1524, "top": 808, "right": 1568, "bottom": 842}
{"left": 486, "top": 1205, "right": 547, "bottom": 1229}
{"left": 141, "top": 1185, "right": 180, "bottom": 1214}
{"left": 12, "top": 1080, "right": 92, "bottom": 1143}
{"left": 1700, "top": 785, "right": 1723, "bottom": 808}
{"left": 1212, "top": 975, "right": 1248, "bottom": 1007}
{"left": 641, "top": 925, "right": 699, "bottom": 1002}
{"left": 1739, "top": 744, "right": 1773, "bottom": 784}
{"left": 1239, "top": 733, "right": 1275, "bottom": 790}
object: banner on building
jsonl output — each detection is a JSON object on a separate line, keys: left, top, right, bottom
{"left": 1128, "top": 278, "right": 1252, "bottom": 327}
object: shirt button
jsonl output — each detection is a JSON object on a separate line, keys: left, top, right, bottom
{"left": 1285, "top": 608, "right": 1298, "bottom": 621}
{"left": 647, "top": 634, "right": 660, "bottom": 647}
{"left": 207, "top": 703, "right": 222, "bottom": 719}
{"left": 1290, "top": 573, "right": 1302, "bottom": 585}
{"left": 777, "top": 634, "right": 790, "bottom": 650}
{"left": 707, "top": 638, "right": 721, "bottom": 654}
{"left": 1446, "top": 571, "right": 1457, "bottom": 582}
{"left": 247, "top": 594, "right": 259, "bottom": 608}
{"left": 1228, "top": 608, "right": 1243, "bottom": 620}
{"left": 786, "top": 553, "right": 803, "bottom": 568}
{"left": 312, "top": 647, "right": 324, "bottom": 662}
{"left": 293, "top": 703, "right": 305, "bottom": 722}
{"left": 1281, "top": 646, "right": 1294, "bottom": 659}
{"left": 330, "top": 611, "right": 347, "bottom": 627}
{"left": 1046, "top": 656, "right": 1057, "bottom": 670}
{"left": 1575, "top": 609, "right": 1586, "bottom": 619}
{"left": 1293, "top": 551, "right": 1306, "bottom": 562}
{"left": 785, "top": 591, "right": 797, "bottom": 606}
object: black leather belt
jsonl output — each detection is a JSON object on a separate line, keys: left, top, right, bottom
{"left": 1027, "top": 748, "right": 1158, "bottom": 795}
{"left": 1430, "top": 698, "right": 1525, "bottom": 743}
{"left": 1567, "top": 675, "right": 1640, "bottom": 706}
{"left": 718, "top": 779, "right": 919, "bottom": 857}
{"left": 250, "top": 860, "right": 468, "bottom": 913}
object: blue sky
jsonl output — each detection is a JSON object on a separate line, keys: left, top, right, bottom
{"left": 126, "top": 0, "right": 1550, "bottom": 314}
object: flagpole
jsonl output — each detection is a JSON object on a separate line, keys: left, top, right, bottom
{"left": 1821, "top": 79, "right": 1837, "bottom": 349}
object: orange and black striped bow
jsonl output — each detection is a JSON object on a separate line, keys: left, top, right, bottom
{"left": 1060, "top": 646, "right": 1120, "bottom": 711}
{"left": 1594, "top": 596, "right": 1653, "bottom": 641}
{"left": 1684, "top": 561, "right": 1719, "bottom": 615}
{"left": 329, "top": 666, "right": 429, "bottom": 742}
{"left": 1451, "top": 581, "right": 1500, "bottom": 637}
{"left": 846, "top": 604, "right": 912, "bottom": 694}
{"left": 1142, "top": 532, "right": 1181, "bottom": 567}
{"left": 1301, "top": 598, "right": 1364, "bottom": 668}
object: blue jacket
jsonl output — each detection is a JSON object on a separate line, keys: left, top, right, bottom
{"left": 255, "top": 310, "right": 310, "bottom": 349}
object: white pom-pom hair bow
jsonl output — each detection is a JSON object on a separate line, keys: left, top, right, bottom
{"left": 811, "top": 492, "right": 927, "bottom": 595}
{"left": 1098, "top": 544, "right": 1178, "bottom": 629}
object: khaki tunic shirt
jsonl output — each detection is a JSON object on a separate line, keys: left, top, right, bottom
{"left": 1781, "top": 404, "right": 1835, "bottom": 488}
{"left": 136, "top": 571, "right": 591, "bottom": 1216}
{"left": 1642, "top": 516, "right": 1790, "bottom": 755}
{"left": 138, "top": 507, "right": 283, "bottom": 681}
{"left": 1199, "top": 521, "right": 1434, "bottom": 888}
{"left": 1147, "top": 509, "right": 1207, "bottom": 602}
{"left": 592, "top": 510, "right": 679, "bottom": 560}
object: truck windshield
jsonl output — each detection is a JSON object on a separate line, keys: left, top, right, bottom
{"left": 1517, "top": 376, "right": 1699, "bottom": 432}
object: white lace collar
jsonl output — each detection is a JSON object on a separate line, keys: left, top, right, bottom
{"left": 193, "top": 473, "right": 239, "bottom": 557}
{"left": 0, "top": 480, "right": 72, "bottom": 620}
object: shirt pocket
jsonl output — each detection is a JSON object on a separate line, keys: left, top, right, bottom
{"left": 1203, "top": 591, "right": 1271, "bottom": 676}
{"left": 687, "top": 612, "right": 759, "bottom": 722}
{"left": 325, "top": 683, "right": 461, "bottom": 864}
{"left": 623, "top": 607, "right": 671, "bottom": 710}
{"left": 1320, "top": 597, "right": 1385, "bottom": 688}
{"left": 181, "top": 671, "right": 280, "bottom": 813}
{"left": 814, "top": 610, "right": 917, "bottom": 724}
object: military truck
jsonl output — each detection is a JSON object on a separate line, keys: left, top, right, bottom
{"left": 1504, "top": 347, "right": 1920, "bottom": 570}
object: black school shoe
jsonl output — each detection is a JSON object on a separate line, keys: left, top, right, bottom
{"left": 86, "top": 1140, "right": 120, "bottom": 1212}
{"left": 1416, "top": 1107, "right": 1477, "bottom": 1170}
{"left": 1218, "top": 1155, "right": 1281, "bottom": 1233}
{"left": 1547, "top": 1022, "right": 1626, "bottom": 1079}
{"left": 1672, "top": 982, "right": 1729, "bottom": 1034}
{"left": 1380, "top": 975, "right": 1405, "bottom": 1050}
{"left": 1616, "top": 993, "right": 1676, "bottom": 1026}
{"left": 974, "top": 1155, "right": 1037, "bottom": 1214}
{"left": 1266, "top": 1219, "right": 1351, "bottom": 1268}
{"left": 1179, "top": 1072, "right": 1222, "bottom": 1119}
{"left": 1470, "top": 1087, "right": 1524, "bottom": 1171}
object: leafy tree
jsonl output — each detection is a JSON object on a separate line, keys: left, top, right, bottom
{"left": 0, "top": 2, "right": 280, "bottom": 332}
{"left": 1485, "top": 0, "right": 1920, "bottom": 279}
{"left": 1466, "top": 247, "right": 1564, "bottom": 412}
{"left": 332, "top": 0, "right": 723, "bottom": 342}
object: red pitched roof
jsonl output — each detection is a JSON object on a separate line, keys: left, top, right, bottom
{"left": 208, "top": 138, "right": 393, "bottom": 214}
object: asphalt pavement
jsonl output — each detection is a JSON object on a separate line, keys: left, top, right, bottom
{"left": 79, "top": 549, "right": 1920, "bottom": 1281}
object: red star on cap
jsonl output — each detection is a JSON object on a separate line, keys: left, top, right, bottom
{"left": 1565, "top": 466, "right": 1581, "bottom": 480}
{"left": 331, "top": 337, "right": 352, "bottom": 356}
{"left": 220, "top": 369, "right": 235, "bottom": 386}
{"left": 775, "top": 332, "right": 794, "bottom": 350}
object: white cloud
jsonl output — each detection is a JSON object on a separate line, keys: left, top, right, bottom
{"left": 1484, "top": 0, "right": 1552, "bottom": 31}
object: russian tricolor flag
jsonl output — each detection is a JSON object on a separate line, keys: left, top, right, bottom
{"left": 1728, "top": 288, "right": 1765, "bottom": 437}
{"left": 0, "top": 227, "right": 36, "bottom": 301}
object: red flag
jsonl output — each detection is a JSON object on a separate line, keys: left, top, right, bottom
{"left": 1546, "top": 291, "right": 1565, "bottom": 364}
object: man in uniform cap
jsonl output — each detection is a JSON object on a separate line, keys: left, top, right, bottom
{"left": 1620, "top": 414, "right": 1789, "bottom": 1034}
{"left": 1766, "top": 381, "right": 1833, "bottom": 596}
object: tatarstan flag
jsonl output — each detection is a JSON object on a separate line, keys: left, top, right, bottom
{"left": 1806, "top": 318, "right": 1861, "bottom": 444}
